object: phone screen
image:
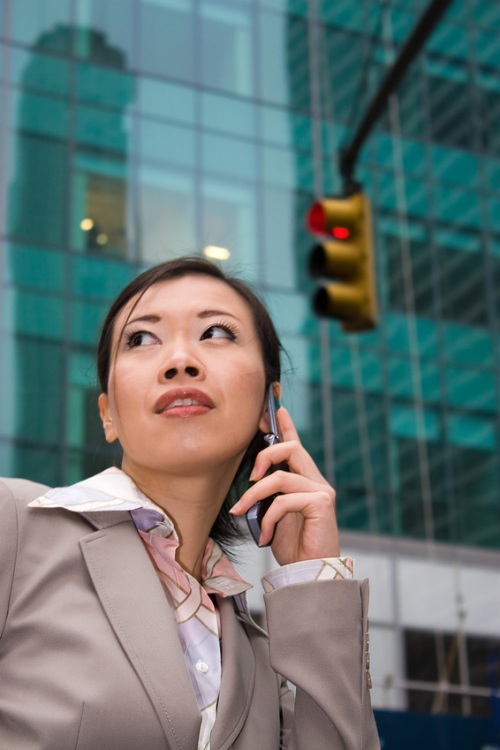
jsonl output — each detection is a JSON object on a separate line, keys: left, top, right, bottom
{"left": 246, "top": 385, "right": 287, "bottom": 546}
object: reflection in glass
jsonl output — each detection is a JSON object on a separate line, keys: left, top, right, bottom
{"left": 138, "top": 166, "right": 196, "bottom": 261}
{"left": 4, "top": 22, "right": 133, "bottom": 486}
{"left": 138, "top": 0, "right": 195, "bottom": 82}
{"left": 202, "top": 178, "right": 257, "bottom": 278}
{"left": 200, "top": 3, "right": 253, "bottom": 97}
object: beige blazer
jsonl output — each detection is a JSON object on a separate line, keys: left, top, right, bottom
{"left": 0, "top": 478, "right": 379, "bottom": 750}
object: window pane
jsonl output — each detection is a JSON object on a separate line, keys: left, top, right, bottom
{"left": 441, "top": 324, "right": 494, "bottom": 366}
{"left": 202, "top": 133, "right": 257, "bottom": 181}
{"left": 7, "top": 129, "right": 69, "bottom": 248}
{"left": 427, "top": 71, "right": 475, "bottom": 150}
{"left": 439, "top": 246, "right": 488, "bottom": 326}
{"left": 200, "top": 3, "right": 253, "bottom": 96}
{"left": 70, "top": 255, "right": 133, "bottom": 301}
{"left": 202, "top": 92, "right": 256, "bottom": 138}
{"left": 445, "top": 369, "right": 496, "bottom": 413}
{"left": 138, "top": 78, "right": 196, "bottom": 125}
{"left": 12, "top": 337, "right": 65, "bottom": 443}
{"left": 201, "top": 178, "right": 257, "bottom": 275}
{"left": 13, "top": 444, "right": 62, "bottom": 486}
{"left": 138, "top": 0, "right": 195, "bottom": 82}
{"left": 75, "top": 0, "right": 136, "bottom": 67}
{"left": 9, "top": 48, "right": 71, "bottom": 98}
{"left": 11, "top": 0, "right": 71, "bottom": 50}
{"left": 10, "top": 291, "right": 65, "bottom": 340}
{"left": 322, "top": 26, "right": 367, "bottom": 121}
{"left": 76, "top": 63, "right": 134, "bottom": 109}
{"left": 139, "top": 120, "right": 196, "bottom": 168}
{"left": 75, "top": 104, "right": 131, "bottom": 153}
{"left": 261, "top": 187, "right": 298, "bottom": 291}
{"left": 258, "top": 11, "right": 310, "bottom": 111}
{"left": 137, "top": 166, "right": 196, "bottom": 261}
{"left": 385, "top": 233, "right": 435, "bottom": 317}
{"left": 0, "top": 335, "right": 17, "bottom": 439}
{"left": 71, "top": 300, "right": 108, "bottom": 346}
{"left": 6, "top": 244, "right": 65, "bottom": 293}
{"left": 72, "top": 153, "right": 129, "bottom": 256}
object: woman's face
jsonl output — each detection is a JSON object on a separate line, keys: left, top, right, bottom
{"left": 98, "top": 275, "right": 268, "bottom": 483}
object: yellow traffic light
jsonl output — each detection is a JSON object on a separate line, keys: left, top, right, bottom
{"left": 306, "top": 192, "right": 377, "bottom": 332}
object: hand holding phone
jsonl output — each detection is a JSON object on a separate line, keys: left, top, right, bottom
{"left": 246, "top": 386, "right": 288, "bottom": 546}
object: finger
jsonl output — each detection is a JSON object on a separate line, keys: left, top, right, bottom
{"left": 258, "top": 490, "right": 336, "bottom": 546}
{"left": 249, "top": 437, "right": 327, "bottom": 486}
{"left": 248, "top": 440, "right": 299, "bottom": 481}
{"left": 231, "top": 471, "right": 334, "bottom": 515}
{"left": 276, "top": 406, "right": 301, "bottom": 443}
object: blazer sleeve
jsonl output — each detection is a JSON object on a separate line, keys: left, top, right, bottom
{"left": 0, "top": 482, "right": 19, "bottom": 637}
{"left": 264, "top": 578, "right": 380, "bottom": 750}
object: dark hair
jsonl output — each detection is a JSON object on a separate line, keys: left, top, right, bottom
{"left": 97, "top": 256, "right": 283, "bottom": 553}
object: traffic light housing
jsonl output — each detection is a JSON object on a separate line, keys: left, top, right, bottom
{"left": 306, "top": 192, "right": 377, "bottom": 332}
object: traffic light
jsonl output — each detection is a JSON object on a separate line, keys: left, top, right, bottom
{"left": 306, "top": 192, "right": 377, "bottom": 332}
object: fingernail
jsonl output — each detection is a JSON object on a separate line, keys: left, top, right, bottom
{"left": 229, "top": 501, "right": 241, "bottom": 514}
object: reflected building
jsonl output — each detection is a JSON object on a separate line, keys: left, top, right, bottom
{"left": 5, "top": 23, "right": 133, "bottom": 482}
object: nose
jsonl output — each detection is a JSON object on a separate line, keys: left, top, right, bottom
{"left": 159, "top": 339, "right": 204, "bottom": 383}
{"left": 165, "top": 365, "right": 199, "bottom": 380}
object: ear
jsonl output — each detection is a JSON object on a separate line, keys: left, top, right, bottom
{"left": 98, "top": 393, "right": 118, "bottom": 443}
{"left": 258, "top": 382, "right": 282, "bottom": 434}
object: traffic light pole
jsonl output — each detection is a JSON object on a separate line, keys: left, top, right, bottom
{"left": 340, "top": 0, "right": 455, "bottom": 192}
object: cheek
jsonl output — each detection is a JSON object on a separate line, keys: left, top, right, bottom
{"left": 232, "top": 365, "right": 266, "bottom": 415}
{"left": 110, "top": 363, "right": 145, "bottom": 402}
{"left": 105, "top": 368, "right": 145, "bottom": 432}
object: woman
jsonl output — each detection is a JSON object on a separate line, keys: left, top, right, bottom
{"left": 0, "top": 257, "right": 379, "bottom": 750}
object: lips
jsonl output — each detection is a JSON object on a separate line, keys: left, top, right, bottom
{"left": 154, "top": 388, "right": 214, "bottom": 415}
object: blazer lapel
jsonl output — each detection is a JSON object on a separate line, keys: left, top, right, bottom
{"left": 210, "top": 595, "right": 256, "bottom": 750}
{"left": 79, "top": 511, "right": 201, "bottom": 750}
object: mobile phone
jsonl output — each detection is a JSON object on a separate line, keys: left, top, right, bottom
{"left": 246, "top": 385, "right": 288, "bottom": 546}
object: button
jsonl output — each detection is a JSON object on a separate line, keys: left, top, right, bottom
{"left": 195, "top": 660, "right": 209, "bottom": 674}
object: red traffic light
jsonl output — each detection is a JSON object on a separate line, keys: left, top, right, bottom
{"left": 306, "top": 200, "right": 352, "bottom": 240}
{"left": 332, "top": 226, "right": 350, "bottom": 240}
{"left": 306, "top": 202, "right": 327, "bottom": 234}
{"left": 306, "top": 193, "right": 378, "bottom": 331}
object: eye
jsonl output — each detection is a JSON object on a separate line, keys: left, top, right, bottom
{"left": 201, "top": 323, "right": 237, "bottom": 341}
{"left": 125, "top": 330, "right": 159, "bottom": 348}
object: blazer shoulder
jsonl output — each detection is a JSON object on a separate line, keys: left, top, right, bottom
{"left": 0, "top": 478, "right": 50, "bottom": 636}
{"left": 0, "top": 477, "right": 50, "bottom": 507}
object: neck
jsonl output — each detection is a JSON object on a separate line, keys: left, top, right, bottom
{"left": 121, "top": 461, "right": 236, "bottom": 581}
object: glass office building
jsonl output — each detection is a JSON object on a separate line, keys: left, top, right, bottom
{"left": 1, "top": 0, "right": 499, "bottom": 744}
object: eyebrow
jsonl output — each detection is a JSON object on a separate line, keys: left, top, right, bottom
{"left": 198, "top": 309, "right": 241, "bottom": 321}
{"left": 123, "top": 314, "right": 161, "bottom": 328}
{"left": 124, "top": 309, "right": 241, "bottom": 328}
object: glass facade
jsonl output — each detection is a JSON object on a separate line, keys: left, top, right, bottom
{"left": 1, "top": 0, "right": 500, "bottom": 732}
{"left": 1, "top": 0, "right": 498, "bottom": 548}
